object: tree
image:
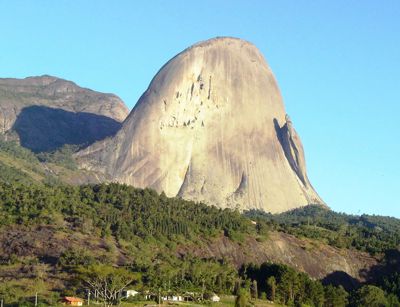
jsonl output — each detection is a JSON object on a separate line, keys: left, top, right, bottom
{"left": 77, "top": 264, "right": 139, "bottom": 306}
{"left": 266, "top": 276, "right": 276, "bottom": 301}
{"left": 324, "top": 285, "right": 348, "bottom": 307}
{"left": 277, "top": 269, "right": 299, "bottom": 304}
{"left": 305, "top": 280, "right": 324, "bottom": 307}
{"left": 251, "top": 280, "right": 258, "bottom": 299}
{"left": 387, "top": 294, "right": 400, "bottom": 307}
{"left": 235, "top": 289, "right": 249, "bottom": 307}
{"left": 380, "top": 271, "right": 400, "bottom": 301}
{"left": 353, "top": 285, "right": 388, "bottom": 307}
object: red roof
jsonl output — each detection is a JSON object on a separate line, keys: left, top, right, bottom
{"left": 64, "top": 297, "right": 83, "bottom": 302}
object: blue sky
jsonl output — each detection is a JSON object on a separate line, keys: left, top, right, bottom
{"left": 1, "top": 1, "right": 399, "bottom": 217}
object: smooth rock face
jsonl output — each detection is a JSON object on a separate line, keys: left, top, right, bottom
{"left": 77, "top": 37, "right": 324, "bottom": 212}
{"left": 0, "top": 75, "right": 129, "bottom": 151}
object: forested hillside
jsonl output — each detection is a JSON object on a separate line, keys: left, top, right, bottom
{"left": 245, "top": 206, "right": 400, "bottom": 255}
{"left": 0, "top": 181, "right": 398, "bottom": 306}
{"left": 0, "top": 139, "right": 399, "bottom": 306}
{"left": 0, "top": 182, "right": 250, "bottom": 241}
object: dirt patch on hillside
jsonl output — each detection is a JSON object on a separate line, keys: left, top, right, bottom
{"left": 0, "top": 225, "right": 127, "bottom": 265}
{"left": 177, "top": 231, "right": 378, "bottom": 281}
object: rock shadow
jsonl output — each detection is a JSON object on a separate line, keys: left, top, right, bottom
{"left": 13, "top": 105, "right": 122, "bottom": 152}
{"left": 273, "top": 118, "right": 284, "bottom": 149}
{"left": 360, "top": 248, "right": 400, "bottom": 284}
{"left": 321, "top": 270, "right": 361, "bottom": 292}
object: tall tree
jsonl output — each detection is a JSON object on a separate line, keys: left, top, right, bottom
{"left": 235, "top": 289, "right": 249, "bottom": 307}
{"left": 251, "top": 280, "right": 258, "bottom": 299}
{"left": 266, "top": 276, "right": 276, "bottom": 301}
{"left": 77, "top": 264, "right": 139, "bottom": 306}
{"left": 324, "top": 285, "right": 348, "bottom": 307}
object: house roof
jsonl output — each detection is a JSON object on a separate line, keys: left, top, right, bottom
{"left": 64, "top": 297, "right": 83, "bottom": 302}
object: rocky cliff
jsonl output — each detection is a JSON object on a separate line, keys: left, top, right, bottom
{"left": 77, "top": 37, "right": 324, "bottom": 213}
{"left": 0, "top": 75, "right": 129, "bottom": 152}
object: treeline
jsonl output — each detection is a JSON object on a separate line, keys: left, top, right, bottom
{"left": 59, "top": 249, "right": 238, "bottom": 299}
{"left": 134, "top": 255, "right": 237, "bottom": 295}
{"left": 239, "top": 262, "right": 400, "bottom": 307}
{"left": 0, "top": 138, "right": 78, "bottom": 175}
{"left": 245, "top": 205, "right": 400, "bottom": 255}
{"left": 0, "top": 182, "right": 251, "bottom": 241}
{"left": 240, "top": 262, "right": 344, "bottom": 306}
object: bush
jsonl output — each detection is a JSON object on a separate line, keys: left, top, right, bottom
{"left": 58, "top": 248, "right": 96, "bottom": 267}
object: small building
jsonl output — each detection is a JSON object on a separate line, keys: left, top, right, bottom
{"left": 211, "top": 294, "right": 220, "bottom": 302}
{"left": 161, "top": 295, "right": 184, "bottom": 302}
{"left": 63, "top": 297, "right": 83, "bottom": 306}
{"left": 123, "top": 289, "right": 139, "bottom": 298}
{"left": 171, "top": 295, "right": 184, "bottom": 302}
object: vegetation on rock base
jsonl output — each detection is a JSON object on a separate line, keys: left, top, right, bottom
{"left": 0, "top": 181, "right": 398, "bottom": 306}
{"left": 0, "top": 140, "right": 398, "bottom": 306}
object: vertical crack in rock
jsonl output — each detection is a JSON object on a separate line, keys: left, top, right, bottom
{"left": 177, "top": 162, "right": 191, "bottom": 197}
{"left": 208, "top": 76, "right": 212, "bottom": 100}
{"left": 190, "top": 83, "right": 194, "bottom": 100}
{"left": 234, "top": 171, "right": 248, "bottom": 196}
{"left": 200, "top": 179, "right": 207, "bottom": 194}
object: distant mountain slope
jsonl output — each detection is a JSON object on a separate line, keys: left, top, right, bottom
{"left": 0, "top": 75, "right": 129, "bottom": 152}
{"left": 0, "top": 138, "right": 108, "bottom": 185}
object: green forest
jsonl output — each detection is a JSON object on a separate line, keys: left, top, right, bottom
{"left": 0, "top": 181, "right": 398, "bottom": 306}
{"left": 245, "top": 206, "right": 400, "bottom": 255}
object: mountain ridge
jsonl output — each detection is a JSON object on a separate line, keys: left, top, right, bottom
{"left": 0, "top": 75, "right": 129, "bottom": 152}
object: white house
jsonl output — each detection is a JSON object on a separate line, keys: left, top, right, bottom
{"left": 172, "top": 296, "right": 184, "bottom": 302}
{"left": 123, "top": 289, "right": 139, "bottom": 298}
{"left": 161, "top": 295, "right": 184, "bottom": 302}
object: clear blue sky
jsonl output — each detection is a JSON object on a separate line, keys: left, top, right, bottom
{"left": 1, "top": 1, "right": 399, "bottom": 217}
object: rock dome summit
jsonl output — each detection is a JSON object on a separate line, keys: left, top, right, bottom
{"left": 76, "top": 37, "right": 324, "bottom": 213}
